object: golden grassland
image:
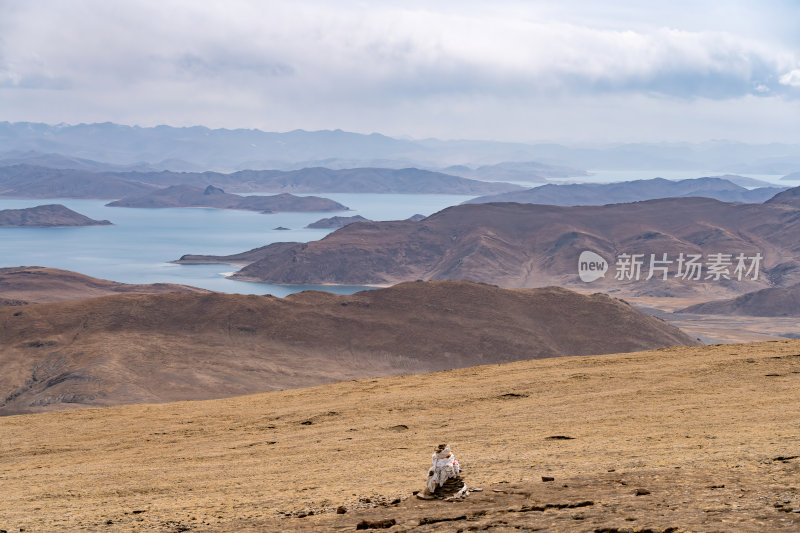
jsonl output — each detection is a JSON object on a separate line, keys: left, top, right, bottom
{"left": 2, "top": 340, "right": 800, "bottom": 531}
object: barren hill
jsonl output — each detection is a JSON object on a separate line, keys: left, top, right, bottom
{"left": 221, "top": 198, "right": 800, "bottom": 297}
{"left": 1, "top": 339, "right": 798, "bottom": 532}
{"left": 107, "top": 184, "right": 348, "bottom": 213}
{"left": 765, "top": 184, "right": 800, "bottom": 206}
{"left": 0, "top": 204, "right": 111, "bottom": 227}
{"left": 0, "top": 266, "right": 210, "bottom": 304}
{"left": 0, "top": 280, "right": 697, "bottom": 415}
{"left": 677, "top": 282, "right": 800, "bottom": 316}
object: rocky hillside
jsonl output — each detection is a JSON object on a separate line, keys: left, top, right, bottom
{"left": 216, "top": 198, "right": 800, "bottom": 297}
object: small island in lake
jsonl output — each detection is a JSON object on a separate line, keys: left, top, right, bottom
{"left": 0, "top": 204, "right": 112, "bottom": 227}
{"left": 107, "top": 184, "right": 349, "bottom": 213}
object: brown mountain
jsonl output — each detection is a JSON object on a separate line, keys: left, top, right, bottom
{"left": 106, "top": 184, "right": 348, "bottom": 212}
{"left": 0, "top": 266, "right": 210, "bottom": 304}
{"left": 677, "top": 282, "right": 800, "bottom": 316}
{"left": 0, "top": 280, "right": 698, "bottom": 415}
{"left": 0, "top": 164, "right": 158, "bottom": 199}
{"left": 221, "top": 197, "right": 800, "bottom": 297}
{"left": 764, "top": 184, "right": 800, "bottom": 206}
{"left": 0, "top": 204, "right": 112, "bottom": 227}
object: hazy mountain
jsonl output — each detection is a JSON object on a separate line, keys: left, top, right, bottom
{"left": 780, "top": 171, "right": 800, "bottom": 181}
{"left": 728, "top": 155, "right": 800, "bottom": 175}
{"left": 211, "top": 197, "right": 800, "bottom": 297}
{"left": 220, "top": 167, "right": 523, "bottom": 194}
{"left": 677, "top": 282, "right": 800, "bottom": 316}
{"left": 2, "top": 122, "right": 799, "bottom": 174}
{"left": 0, "top": 151, "right": 154, "bottom": 172}
{"left": 0, "top": 163, "right": 523, "bottom": 197}
{"left": 703, "top": 174, "right": 776, "bottom": 187}
{"left": 0, "top": 164, "right": 158, "bottom": 199}
{"left": 0, "top": 122, "right": 421, "bottom": 170}
{"left": 464, "top": 178, "right": 786, "bottom": 206}
{"left": 0, "top": 204, "right": 112, "bottom": 227}
{"left": 0, "top": 279, "right": 698, "bottom": 414}
{"left": 106, "top": 184, "right": 348, "bottom": 213}
{"left": 442, "top": 161, "right": 586, "bottom": 183}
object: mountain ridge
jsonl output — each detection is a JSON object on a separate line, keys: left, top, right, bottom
{"left": 0, "top": 279, "right": 698, "bottom": 415}
{"left": 214, "top": 196, "right": 800, "bottom": 297}
{"left": 464, "top": 177, "right": 786, "bottom": 206}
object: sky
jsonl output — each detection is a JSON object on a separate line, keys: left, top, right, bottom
{"left": 1, "top": 0, "right": 799, "bottom": 143}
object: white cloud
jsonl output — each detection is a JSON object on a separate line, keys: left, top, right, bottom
{"left": 779, "top": 69, "right": 800, "bottom": 88}
{"left": 0, "top": 0, "right": 798, "bottom": 142}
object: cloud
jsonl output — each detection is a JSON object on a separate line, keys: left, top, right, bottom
{"left": 779, "top": 69, "right": 800, "bottom": 88}
{"left": 0, "top": 0, "right": 798, "bottom": 142}
{"left": 1, "top": 1, "right": 795, "bottom": 98}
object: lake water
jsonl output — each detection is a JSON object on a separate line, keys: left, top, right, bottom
{"left": 0, "top": 194, "right": 472, "bottom": 296}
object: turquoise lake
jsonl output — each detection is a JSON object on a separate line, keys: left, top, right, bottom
{"left": 0, "top": 194, "right": 473, "bottom": 296}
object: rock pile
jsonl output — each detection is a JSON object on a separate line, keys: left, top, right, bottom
{"left": 417, "top": 444, "right": 468, "bottom": 500}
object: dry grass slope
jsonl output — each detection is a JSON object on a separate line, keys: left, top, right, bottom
{"left": 1, "top": 340, "right": 799, "bottom": 531}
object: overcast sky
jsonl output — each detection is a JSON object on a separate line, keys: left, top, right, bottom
{"left": 1, "top": 0, "right": 799, "bottom": 143}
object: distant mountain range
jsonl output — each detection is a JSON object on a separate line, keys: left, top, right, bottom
{"left": 0, "top": 164, "right": 158, "bottom": 199}
{"left": 183, "top": 190, "right": 800, "bottom": 298}
{"left": 464, "top": 177, "right": 787, "bottom": 206}
{"left": 107, "top": 185, "right": 348, "bottom": 213}
{"left": 442, "top": 161, "right": 586, "bottom": 183}
{"left": 0, "top": 164, "right": 523, "bottom": 198}
{"left": 2, "top": 122, "right": 799, "bottom": 174}
{"left": 0, "top": 151, "right": 155, "bottom": 172}
{"left": 0, "top": 204, "right": 111, "bottom": 227}
{"left": 0, "top": 276, "right": 697, "bottom": 414}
